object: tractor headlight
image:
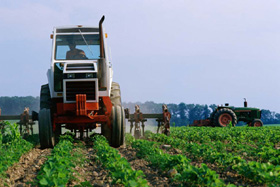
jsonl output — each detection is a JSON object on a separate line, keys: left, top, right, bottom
{"left": 67, "top": 73, "right": 75, "bottom": 79}
{"left": 86, "top": 73, "right": 94, "bottom": 78}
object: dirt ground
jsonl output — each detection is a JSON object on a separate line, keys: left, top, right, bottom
{"left": 3, "top": 148, "right": 51, "bottom": 187}
{"left": 118, "top": 146, "right": 172, "bottom": 187}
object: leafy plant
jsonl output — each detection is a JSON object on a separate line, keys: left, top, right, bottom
{"left": 92, "top": 135, "right": 148, "bottom": 186}
{"left": 127, "top": 134, "right": 227, "bottom": 186}
{"left": 0, "top": 121, "right": 33, "bottom": 179}
{"left": 227, "top": 121, "right": 233, "bottom": 128}
{"left": 149, "top": 126, "right": 280, "bottom": 185}
{"left": 36, "top": 135, "right": 77, "bottom": 186}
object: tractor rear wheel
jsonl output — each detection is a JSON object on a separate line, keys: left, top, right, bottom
{"left": 111, "top": 105, "right": 125, "bottom": 147}
{"left": 110, "top": 82, "right": 121, "bottom": 106}
{"left": 251, "top": 119, "right": 263, "bottom": 127}
{"left": 39, "top": 108, "right": 54, "bottom": 149}
{"left": 120, "top": 107, "right": 126, "bottom": 145}
{"left": 40, "top": 84, "right": 51, "bottom": 109}
{"left": 209, "top": 110, "right": 217, "bottom": 127}
{"left": 214, "top": 108, "right": 237, "bottom": 127}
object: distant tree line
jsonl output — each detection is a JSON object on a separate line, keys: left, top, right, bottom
{"left": 0, "top": 97, "right": 279, "bottom": 125}
{"left": 0, "top": 96, "right": 39, "bottom": 115}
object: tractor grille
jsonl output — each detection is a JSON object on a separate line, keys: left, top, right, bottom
{"left": 66, "top": 63, "right": 95, "bottom": 71}
{"left": 65, "top": 81, "right": 96, "bottom": 101}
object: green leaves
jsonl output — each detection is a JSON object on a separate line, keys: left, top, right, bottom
{"left": 92, "top": 135, "right": 148, "bottom": 186}
{"left": 233, "top": 161, "right": 280, "bottom": 184}
{"left": 36, "top": 135, "right": 75, "bottom": 186}
{"left": 0, "top": 121, "right": 33, "bottom": 178}
{"left": 150, "top": 126, "right": 280, "bottom": 185}
{"left": 127, "top": 136, "right": 226, "bottom": 186}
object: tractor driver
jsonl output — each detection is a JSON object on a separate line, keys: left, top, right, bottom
{"left": 66, "top": 42, "right": 88, "bottom": 60}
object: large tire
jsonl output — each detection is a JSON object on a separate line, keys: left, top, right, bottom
{"left": 209, "top": 110, "right": 217, "bottom": 126}
{"left": 40, "top": 84, "right": 51, "bottom": 110}
{"left": 110, "top": 82, "right": 121, "bottom": 106}
{"left": 251, "top": 119, "right": 263, "bottom": 127}
{"left": 111, "top": 106, "right": 125, "bottom": 147}
{"left": 120, "top": 107, "right": 126, "bottom": 145}
{"left": 214, "top": 108, "right": 237, "bottom": 127}
{"left": 39, "top": 108, "right": 54, "bottom": 148}
{"left": 109, "top": 82, "right": 125, "bottom": 146}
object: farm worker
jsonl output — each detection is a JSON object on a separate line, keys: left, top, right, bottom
{"left": 66, "top": 42, "right": 88, "bottom": 60}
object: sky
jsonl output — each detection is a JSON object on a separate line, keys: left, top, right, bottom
{"left": 0, "top": 0, "right": 280, "bottom": 112}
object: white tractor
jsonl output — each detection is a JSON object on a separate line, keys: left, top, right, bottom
{"left": 38, "top": 16, "right": 125, "bottom": 148}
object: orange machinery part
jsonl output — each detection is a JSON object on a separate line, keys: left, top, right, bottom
{"left": 53, "top": 96, "right": 113, "bottom": 131}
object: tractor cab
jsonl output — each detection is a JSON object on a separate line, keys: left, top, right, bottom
{"left": 54, "top": 31, "right": 100, "bottom": 60}
{"left": 49, "top": 24, "right": 112, "bottom": 100}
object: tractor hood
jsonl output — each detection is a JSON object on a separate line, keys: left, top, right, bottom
{"left": 234, "top": 107, "right": 261, "bottom": 112}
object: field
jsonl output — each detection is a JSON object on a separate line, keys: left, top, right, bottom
{"left": 0, "top": 121, "right": 280, "bottom": 186}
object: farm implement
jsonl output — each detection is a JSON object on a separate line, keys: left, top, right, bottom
{"left": 124, "top": 104, "right": 171, "bottom": 138}
{"left": 191, "top": 99, "right": 263, "bottom": 127}
{"left": 0, "top": 108, "right": 36, "bottom": 136}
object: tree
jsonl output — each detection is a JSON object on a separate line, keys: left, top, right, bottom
{"left": 209, "top": 104, "right": 217, "bottom": 112}
{"left": 178, "top": 102, "right": 188, "bottom": 126}
{"left": 0, "top": 96, "right": 39, "bottom": 115}
{"left": 202, "top": 105, "right": 211, "bottom": 119}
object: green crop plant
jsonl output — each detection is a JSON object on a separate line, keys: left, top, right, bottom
{"left": 126, "top": 134, "right": 231, "bottom": 187}
{"left": 92, "top": 135, "right": 148, "bottom": 187}
{"left": 147, "top": 127, "right": 280, "bottom": 185}
{"left": 36, "top": 135, "right": 79, "bottom": 186}
{"left": 227, "top": 121, "right": 233, "bottom": 128}
{"left": 0, "top": 121, "right": 33, "bottom": 180}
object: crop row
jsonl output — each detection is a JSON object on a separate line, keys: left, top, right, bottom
{"left": 92, "top": 135, "right": 148, "bottom": 186}
{"left": 171, "top": 126, "right": 280, "bottom": 145}
{"left": 147, "top": 132, "right": 280, "bottom": 185}
{"left": 171, "top": 127, "right": 280, "bottom": 165}
{"left": 0, "top": 122, "right": 33, "bottom": 180}
{"left": 36, "top": 135, "right": 79, "bottom": 186}
{"left": 126, "top": 134, "right": 233, "bottom": 187}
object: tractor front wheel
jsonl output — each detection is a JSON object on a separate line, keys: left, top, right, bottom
{"left": 214, "top": 108, "right": 237, "bottom": 127}
{"left": 251, "top": 119, "right": 263, "bottom": 127}
{"left": 39, "top": 108, "right": 54, "bottom": 149}
{"left": 111, "top": 105, "right": 125, "bottom": 147}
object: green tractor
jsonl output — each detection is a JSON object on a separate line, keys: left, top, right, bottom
{"left": 192, "top": 99, "right": 263, "bottom": 127}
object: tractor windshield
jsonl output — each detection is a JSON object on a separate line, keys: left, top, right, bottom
{"left": 55, "top": 34, "right": 100, "bottom": 60}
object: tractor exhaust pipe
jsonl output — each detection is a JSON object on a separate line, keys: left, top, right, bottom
{"left": 244, "top": 98, "right": 248, "bottom": 107}
{"left": 99, "top": 15, "right": 105, "bottom": 58}
{"left": 98, "top": 15, "right": 107, "bottom": 89}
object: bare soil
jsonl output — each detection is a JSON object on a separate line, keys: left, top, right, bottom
{"left": 3, "top": 148, "right": 51, "bottom": 187}
{"left": 118, "top": 145, "right": 180, "bottom": 187}
{"left": 69, "top": 146, "right": 113, "bottom": 187}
